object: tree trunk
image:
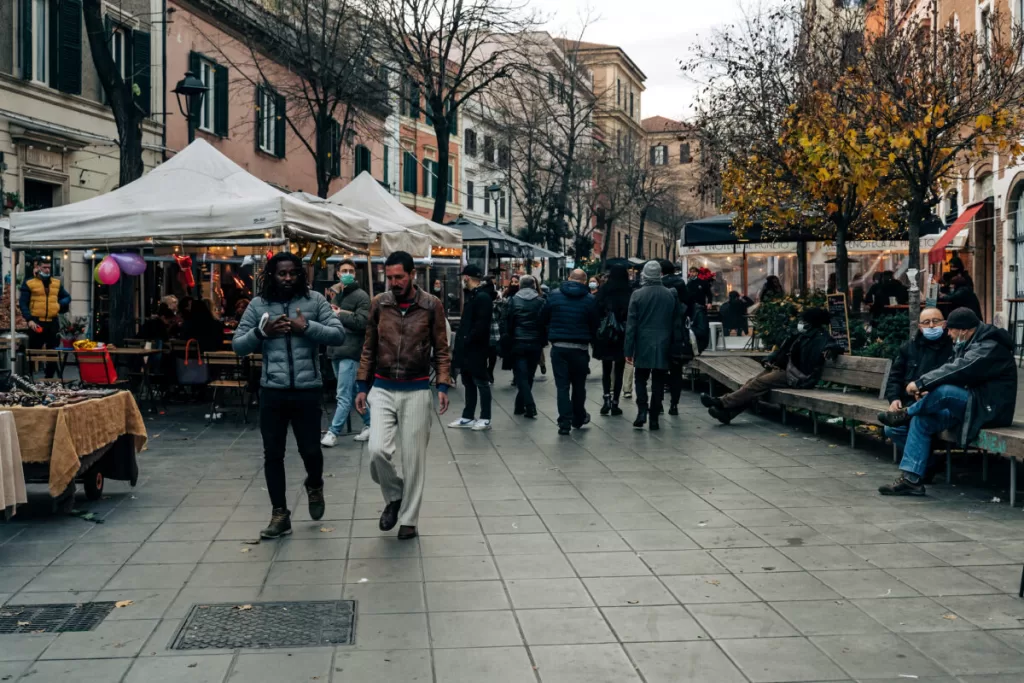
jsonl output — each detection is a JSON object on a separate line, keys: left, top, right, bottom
{"left": 907, "top": 199, "right": 925, "bottom": 337}
{"left": 636, "top": 208, "right": 648, "bottom": 260}
{"left": 315, "top": 113, "right": 331, "bottom": 199}
{"left": 432, "top": 121, "right": 451, "bottom": 225}
{"left": 598, "top": 209, "right": 611, "bottom": 264}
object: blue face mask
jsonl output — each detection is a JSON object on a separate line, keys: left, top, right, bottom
{"left": 921, "top": 326, "right": 944, "bottom": 341}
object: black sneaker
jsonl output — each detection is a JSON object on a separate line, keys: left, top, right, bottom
{"left": 260, "top": 508, "right": 292, "bottom": 539}
{"left": 700, "top": 394, "right": 723, "bottom": 409}
{"left": 610, "top": 404, "right": 623, "bottom": 416}
{"left": 558, "top": 425, "right": 571, "bottom": 435}
{"left": 305, "top": 479, "right": 325, "bottom": 521}
{"left": 633, "top": 409, "right": 648, "bottom": 429}
{"left": 877, "top": 408, "right": 912, "bottom": 428}
{"left": 574, "top": 413, "right": 591, "bottom": 429}
{"left": 379, "top": 499, "right": 402, "bottom": 531}
{"left": 524, "top": 408, "right": 537, "bottom": 419}
{"left": 879, "top": 475, "right": 926, "bottom": 496}
{"left": 668, "top": 404, "right": 679, "bottom": 416}
{"left": 650, "top": 415, "right": 660, "bottom": 431}
{"left": 708, "top": 407, "right": 734, "bottom": 425}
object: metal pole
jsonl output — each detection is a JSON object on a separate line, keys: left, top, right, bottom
{"left": 8, "top": 250, "right": 15, "bottom": 371}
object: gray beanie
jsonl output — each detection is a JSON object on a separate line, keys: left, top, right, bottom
{"left": 641, "top": 260, "right": 662, "bottom": 283}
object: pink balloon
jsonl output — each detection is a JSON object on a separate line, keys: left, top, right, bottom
{"left": 111, "top": 252, "right": 146, "bottom": 276}
{"left": 97, "top": 256, "right": 121, "bottom": 285}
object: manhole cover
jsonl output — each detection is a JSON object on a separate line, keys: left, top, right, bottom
{"left": 170, "top": 601, "right": 356, "bottom": 650}
{"left": 0, "top": 602, "right": 115, "bottom": 634}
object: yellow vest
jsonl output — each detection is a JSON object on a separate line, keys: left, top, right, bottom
{"left": 27, "top": 277, "right": 61, "bottom": 322}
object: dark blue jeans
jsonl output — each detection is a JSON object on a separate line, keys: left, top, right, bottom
{"left": 512, "top": 350, "right": 541, "bottom": 414}
{"left": 551, "top": 346, "right": 589, "bottom": 428}
{"left": 899, "top": 384, "right": 970, "bottom": 479}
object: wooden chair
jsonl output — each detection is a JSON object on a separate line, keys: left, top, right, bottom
{"left": 205, "top": 352, "right": 251, "bottom": 423}
{"left": 26, "top": 349, "right": 66, "bottom": 385}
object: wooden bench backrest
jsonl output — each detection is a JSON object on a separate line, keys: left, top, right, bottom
{"left": 819, "top": 355, "right": 892, "bottom": 398}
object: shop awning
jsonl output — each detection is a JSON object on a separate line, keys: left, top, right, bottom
{"left": 928, "top": 202, "right": 985, "bottom": 265}
{"left": 683, "top": 214, "right": 815, "bottom": 246}
{"left": 448, "top": 218, "right": 533, "bottom": 259}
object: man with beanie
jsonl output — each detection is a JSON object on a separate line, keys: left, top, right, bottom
{"left": 878, "top": 307, "right": 1016, "bottom": 496}
{"left": 659, "top": 259, "right": 693, "bottom": 414}
{"left": 701, "top": 307, "right": 840, "bottom": 424}
{"left": 322, "top": 259, "right": 372, "bottom": 447}
{"left": 541, "top": 268, "right": 600, "bottom": 435}
{"left": 450, "top": 264, "right": 493, "bottom": 431}
{"left": 625, "top": 261, "right": 684, "bottom": 430}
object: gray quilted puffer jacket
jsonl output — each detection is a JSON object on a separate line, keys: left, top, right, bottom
{"left": 232, "top": 291, "right": 343, "bottom": 389}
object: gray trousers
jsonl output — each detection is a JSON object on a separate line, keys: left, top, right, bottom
{"left": 367, "top": 386, "right": 433, "bottom": 527}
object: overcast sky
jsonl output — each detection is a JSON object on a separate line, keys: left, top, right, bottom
{"left": 543, "top": 0, "right": 746, "bottom": 121}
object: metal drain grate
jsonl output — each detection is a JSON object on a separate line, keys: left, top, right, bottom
{"left": 170, "top": 601, "right": 356, "bottom": 650}
{"left": 0, "top": 602, "right": 115, "bottom": 634}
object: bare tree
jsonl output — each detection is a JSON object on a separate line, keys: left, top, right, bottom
{"left": 595, "top": 146, "right": 638, "bottom": 264}
{"left": 375, "top": 0, "right": 539, "bottom": 223}
{"left": 189, "top": 0, "right": 386, "bottom": 198}
{"left": 629, "top": 145, "right": 677, "bottom": 260}
{"left": 650, "top": 190, "right": 692, "bottom": 262}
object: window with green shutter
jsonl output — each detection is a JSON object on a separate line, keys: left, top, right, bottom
{"left": 403, "top": 151, "right": 417, "bottom": 193}
{"left": 409, "top": 83, "right": 421, "bottom": 119}
{"left": 256, "top": 85, "right": 285, "bottom": 158}
{"left": 56, "top": 0, "right": 82, "bottom": 94}
{"left": 355, "top": 145, "right": 371, "bottom": 176}
{"left": 447, "top": 164, "right": 453, "bottom": 202}
{"left": 131, "top": 29, "right": 151, "bottom": 115}
{"left": 383, "top": 145, "right": 389, "bottom": 185}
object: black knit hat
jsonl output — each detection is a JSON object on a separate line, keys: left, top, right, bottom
{"left": 946, "top": 307, "right": 981, "bottom": 330}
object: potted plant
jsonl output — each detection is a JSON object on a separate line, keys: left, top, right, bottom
{"left": 2, "top": 192, "right": 23, "bottom": 212}
{"left": 58, "top": 314, "right": 88, "bottom": 349}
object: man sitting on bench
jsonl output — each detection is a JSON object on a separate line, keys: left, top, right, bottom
{"left": 877, "top": 307, "right": 1016, "bottom": 496}
{"left": 700, "top": 307, "right": 840, "bottom": 424}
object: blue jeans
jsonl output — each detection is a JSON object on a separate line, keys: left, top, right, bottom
{"left": 884, "top": 425, "right": 909, "bottom": 451}
{"left": 330, "top": 358, "right": 369, "bottom": 436}
{"left": 898, "top": 384, "right": 969, "bottom": 479}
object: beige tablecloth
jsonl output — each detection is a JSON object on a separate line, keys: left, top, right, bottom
{"left": 0, "top": 411, "right": 28, "bottom": 516}
{"left": 9, "top": 392, "right": 147, "bottom": 496}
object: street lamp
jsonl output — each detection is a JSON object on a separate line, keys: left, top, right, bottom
{"left": 624, "top": 233, "right": 632, "bottom": 259}
{"left": 173, "top": 71, "right": 208, "bottom": 144}
{"left": 486, "top": 182, "right": 501, "bottom": 231}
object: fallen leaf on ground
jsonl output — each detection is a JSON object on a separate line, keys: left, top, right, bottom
{"left": 320, "top": 527, "right": 335, "bottom": 533}
{"left": 942, "top": 614, "right": 958, "bottom": 620}
{"left": 855, "top": 472, "right": 866, "bottom": 476}
{"left": 235, "top": 605, "right": 253, "bottom": 611}
{"left": 16, "top": 621, "right": 29, "bottom": 627}
{"left": 188, "top": 663, "right": 198, "bottom": 668}
{"left": 239, "top": 548, "right": 251, "bottom": 553}
{"left": 990, "top": 496, "right": 1001, "bottom": 503}
{"left": 114, "top": 600, "right": 134, "bottom": 608}
{"left": 705, "top": 579, "right": 720, "bottom": 586}
{"left": 626, "top": 600, "right": 639, "bottom": 604}
{"left": 242, "top": 539, "right": 261, "bottom": 545}
{"left": 778, "top": 433, "right": 788, "bottom": 437}
{"left": 828, "top": 444, "right": 837, "bottom": 448}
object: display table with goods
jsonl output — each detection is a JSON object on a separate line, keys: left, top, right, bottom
{"left": 0, "top": 378, "right": 147, "bottom": 508}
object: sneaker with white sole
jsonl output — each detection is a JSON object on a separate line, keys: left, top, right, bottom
{"left": 448, "top": 418, "right": 475, "bottom": 429}
{"left": 320, "top": 431, "right": 339, "bottom": 448}
{"left": 471, "top": 419, "right": 492, "bottom": 431}
{"left": 353, "top": 426, "right": 371, "bottom": 442}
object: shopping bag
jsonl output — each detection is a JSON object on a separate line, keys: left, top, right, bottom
{"left": 175, "top": 339, "right": 210, "bottom": 385}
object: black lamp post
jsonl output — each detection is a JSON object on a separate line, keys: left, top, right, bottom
{"left": 486, "top": 182, "right": 501, "bottom": 231}
{"left": 624, "top": 233, "right": 632, "bottom": 260}
{"left": 173, "top": 71, "right": 208, "bottom": 144}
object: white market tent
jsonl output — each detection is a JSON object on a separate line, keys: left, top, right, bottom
{"left": 328, "top": 172, "right": 463, "bottom": 250}
{"left": 289, "top": 191, "right": 432, "bottom": 258}
{"left": 8, "top": 139, "right": 375, "bottom": 252}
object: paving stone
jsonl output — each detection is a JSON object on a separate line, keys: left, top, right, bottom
{"left": 688, "top": 601, "right": 799, "bottom": 639}
{"left": 626, "top": 641, "right": 747, "bottom": 683}
{"left": 770, "top": 599, "right": 881, "bottom": 636}
{"left": 227, "top": 650, "right": 332, "bottom": 681}
{"left": 886, "top": 566, "right": 1003, "bottom": 597}
{"left": 39, "top": 619, "right": 159, "bottom": 660}
{"left": 662, "top": 574, "right": 761, "bottom": 604}
{"left": 333, "top": 650, "right": 433, "bottom": 683}
{"left": 14, "top": 658, "right": 133, "bottom": 682}
{"left": 567, "top": 551, "right": 651, "bottom": 577}
{"left": 428, "top": 610, "right": 522, "bottom": 648}
{"left": 494, "top": 553, "right": 575, "bottom": 579}
{"left": 602, "top": 605, "right": 707, "bottom": 642}
{"left": 719, "top": 636, "right": 848, "bottom": 682}
{"left": 737, "top": 571, "right": 842, "bottom": 602}
{"left": 638, "top": 550, "right": 726, "bottom": 575}
{"left": 124, "top": 654, "right": 233, "bottom": 683}
{"left": 854, "top": 596, "right": 979, "bottom": 633}
{"left": 810, "top": 633, "right": 945, "bottom": 679}
{"left": 432, "top": 646, "right": 536, "bottom": 683}
{"left": 344, "top": 581, "right": 426, "bottom": 613}
{"left": 811, "top": 569, "right": 920, "bottom": 599}
{"left": 505, "top": 578, "right": 594, "bottom": 609}
{"left": 517, "top": 607, "right": 617, "bottom": 644}
{"left": 530, "top": 644, "right": 643, "bottom": 683}
{"left": 425, "top": 580, "right": 509, "bottom": 611}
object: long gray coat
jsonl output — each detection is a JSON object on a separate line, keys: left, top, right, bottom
{"left": 624, "top": 280, "right": 683, "bottom": 370}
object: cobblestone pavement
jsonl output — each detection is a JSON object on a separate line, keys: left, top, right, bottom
{"left": 2, "top": 364, "right": 1024, "bottom": 682}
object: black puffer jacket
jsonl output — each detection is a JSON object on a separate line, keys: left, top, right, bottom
{"left": 885, "top": 331, "right": 953, "bottom": 405}
{"left": 917, "top": 323, "right": 1017, "bottom": 447}
{"left": 505, "top": 289, "right": 547, "bottom": 353}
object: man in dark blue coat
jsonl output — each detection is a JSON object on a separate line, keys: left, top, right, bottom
{"left": 541, "top": 269, "right": 600, "bottom": 435}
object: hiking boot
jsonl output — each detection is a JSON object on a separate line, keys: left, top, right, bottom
{"left": 650, "top": 414, "right": 660, "bottom": 431}
{"left": 379, "top": 499, "right": 402, "bottom": 531}
{"left": 600, "top": 394, "right": 612, "bottom": 416}
{"left": 879, "top": 475, "right": 926, "bottom": 496}
{"left": 633, "top": 409, "right": 648, "bottom": 429}
{"left": 610, "top": 401, "right": 623, "bottom": 416}
{"left": 668, "top": 404, "right": 679, "bottom": 416}
{"left": 574, "top": 413, "right": 591, "bottom": 429}
{"left": 558, "top": 425, "right": 571, "bottom": 436}
{"left": 524, "top": 407, "right": 537, "bottom": 419}
{"left": 260, "top": 508, "right": 292, "bottom": 539}
{"left": 877, "top": 408, "right": 912, "bottom": 428}
{"left": 700, "top": 394, "right": 723, "bottom": 409}
{"left": 397, "top": 525, "right": 418, "bottom": 540}
{"left": 708, "top": 407, "right": 735, "bottom": 425}
{"left": 305, "top": 479, "right": 325, "bottom": 521}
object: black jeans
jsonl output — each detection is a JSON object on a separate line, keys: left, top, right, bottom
{"left": 551, "top": 346, "right": 589, "bottom": 428}
{"left": 462, "top": 369, "right": 492, "bottom": 420}
{"left": 28, "top": 319, "right": 59, "bottom": 378}
{"left": 602, "top": 358, "right": 625, "bottom": 401}
{"left": 666, "top": 359, "right": 684, "bottom": 407}
{"left": 260, "top": 388, "right": 324, "bottom": 510}
{"left": 512, "top": 350, "right": 541, "bottom": 413}
{"left": 635, "top": 368, "right": 668, "bottom": 416}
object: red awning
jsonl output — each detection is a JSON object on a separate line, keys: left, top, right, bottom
{"left": 928, "top": 202, "right": 984, "bottom": 265}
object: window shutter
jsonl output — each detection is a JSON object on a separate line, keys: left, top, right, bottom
{"left": 410, "top": 83, "right": 420, "bottom": 119}
{"left": 467, "top": 180, "right": 474, "bottom": 210}
{"left": 131, "top": 29, "right": 151, "bottom": 114}
{"left": 274, "top": 91, "right": 286, "bottom": 157}
{"left": 650, "top": 147, "right": 656, "bottom": 165}
{"left": 48, "top": 0, "right": 58, "bottom": 86}
{"left": 56, "top": 0, "right": 82, "bottom": 93}
{"left": 447, "top": 164, "right": 453, "bottom": 202}
{"left": 19, "top": 0, "right": 32, "bottom": 80}
{"left": 214, "top": 63, "right": 229, "bottom": 136}
{"left": 403, "top": 152, "right": 416, "bottom": 193}
{"left": 484, "top": 192, "right": 490, "bottom": 214}
{"left": 189, "top": 50, "right": 201, "bottom": 77}
{"left": 425, "top": 99, "right": 433, "bottom": 126}
{"left": 422, "top": 160, "right": 429, "bottom": 197}
{"left": 330, "top": 119, "right": 341, "bottom": 177}
{"left": 254, "top": 85, "right": 264, "bottom": 152}
{"left": 383, "top": 145, "right": 389, "bottom": 185}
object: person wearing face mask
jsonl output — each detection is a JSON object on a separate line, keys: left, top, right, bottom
{"left": 432, "top": 279, "right": 444, "bottom": 297}
{"left": 588, "top": 279, "right": 599, "bottom": 294}
{"left": 449, "top": 265, "right": 493, "bottom": 431}
{"left": 322, "top": 259, "right": 372, "bottom": 448}
{"left": 882, "top": 308, "right": 953, "bottom": 463}
{"left": 878, "top": 307, "right": 1016, "bottom": 496}
{"left": 701, "top": 307, "right": 841, "bottom": 424}
{"left": 20, "top": 259, "right": 71, "bottom": 379}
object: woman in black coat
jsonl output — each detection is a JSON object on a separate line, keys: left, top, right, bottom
{"left": 940, "top": 276, "right": 983, "bottom": 321}
{"left": 594, "top": 265, "right": 633, "bottom": 416}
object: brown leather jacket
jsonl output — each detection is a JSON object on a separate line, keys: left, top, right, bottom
{"left": 358, "top": 286, "right": 452, "bottom": 386}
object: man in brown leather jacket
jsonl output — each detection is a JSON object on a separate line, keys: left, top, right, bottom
{"left": 355, "top": 251, "right": 450, "bottom": 540}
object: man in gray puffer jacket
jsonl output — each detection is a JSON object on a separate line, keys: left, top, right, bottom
{"left": 233, "top": 252, "right": 344, "bottom": 539}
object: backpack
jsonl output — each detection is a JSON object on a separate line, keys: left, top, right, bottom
{"left": 597, "top": 310, "right": 625, "bottom": 346}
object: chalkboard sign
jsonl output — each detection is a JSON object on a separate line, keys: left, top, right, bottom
{"left": 827, "top": 293, "right": 851, "bottom": 351}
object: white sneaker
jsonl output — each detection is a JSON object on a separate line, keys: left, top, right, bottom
{"left": 320, "top": 431, "right": 339, "bottom": 448}
{"left": 353, "top": 426, "right": 371, "bottom": 442}
{"left": 448, "top": 418, "right": 475, "bottom": 428}
{"left": 471, "top": 419, "right": 492, "bottom": 431}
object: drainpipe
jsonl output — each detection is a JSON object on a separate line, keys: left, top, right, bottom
{"left": 161, "top": 0, "right": 167, "bottom": 161}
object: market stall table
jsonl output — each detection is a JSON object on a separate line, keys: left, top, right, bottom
{"left": 0, "top": 411, "right": 28, "bottom": 518}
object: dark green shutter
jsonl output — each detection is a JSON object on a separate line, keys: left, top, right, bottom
{"left": 447, "top": 164, "right": 453, "bottom": 202}
{"left": 254, "top": 85, "right": 264, "bottom": 152}
{"left": 409, "top": 83, "right": 420, "bottom": 119}
{"left": 47, "top": 0, "right": 57, "bottom": 86}
{"left": 188, "top": 50, "right": 200, "bottom": 76}
{"left": 424, "top": 99, "right": 433, "bottom": 126}
{"left": 422, "top": 160, "right": 429, "bottom": 197}
{"left": 56, "top": 0, "right": 82, "bottom": 93}
{"left": 20, "top": 0, "right": 32, "bottom": 80}
{"left": 131, "top": 30, "right": 150, "bottom": 114}
{"left": 403, "top": 152, "right": 416, "bottom": 193}
{"left": 274, "top": 92, "right": 286, "bottom": 157}
{"left": 383, "top": 145, "right": 389, "bottom": 185}
{"left": 213, "top": 63, "right": 228, "bottom": 136}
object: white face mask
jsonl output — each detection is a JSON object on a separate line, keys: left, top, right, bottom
{"left": 797, "top": 322, "right": 807, "bottom": 332}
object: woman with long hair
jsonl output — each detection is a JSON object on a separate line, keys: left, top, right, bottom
{"left": 594, "top": 265, "right": 633, "bottom": 416}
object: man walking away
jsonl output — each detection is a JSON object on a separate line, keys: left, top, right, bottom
{"left": 233, "top": 252, "right": 344, "bottom": 539}
{"left": 659, "top": 260, "right": 693, "bottom": 415}
{"left": 542, "top": 269, "right": 599, "bottom": 435}
{"left": 356, "top": 251, "right": 451, "bottom": 539}
{"left": 701, "top": 308, "right": 839, "bottom": 424}
{"left": 882, "top": 308, "right": 952, "bottom": 470}
{"left": 322, "top": 259, "right": 371, "bottom": 447}
{"left": 625, "top": 261, "right": 683, "bottom": 431}
{"left": 20, "top": 259, "right": 71, "bottom": 378}
{"left": 877, "top": 307, "right": 1016, "bottom": 496}
{"left": 504, "top": 275, "right": 546, "bottom": 418}
{"left": 595, "top": 265, "right": 632, "bottom": 416}
{"left": 450, "top": 265, "right": 493, "bottom": 431}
